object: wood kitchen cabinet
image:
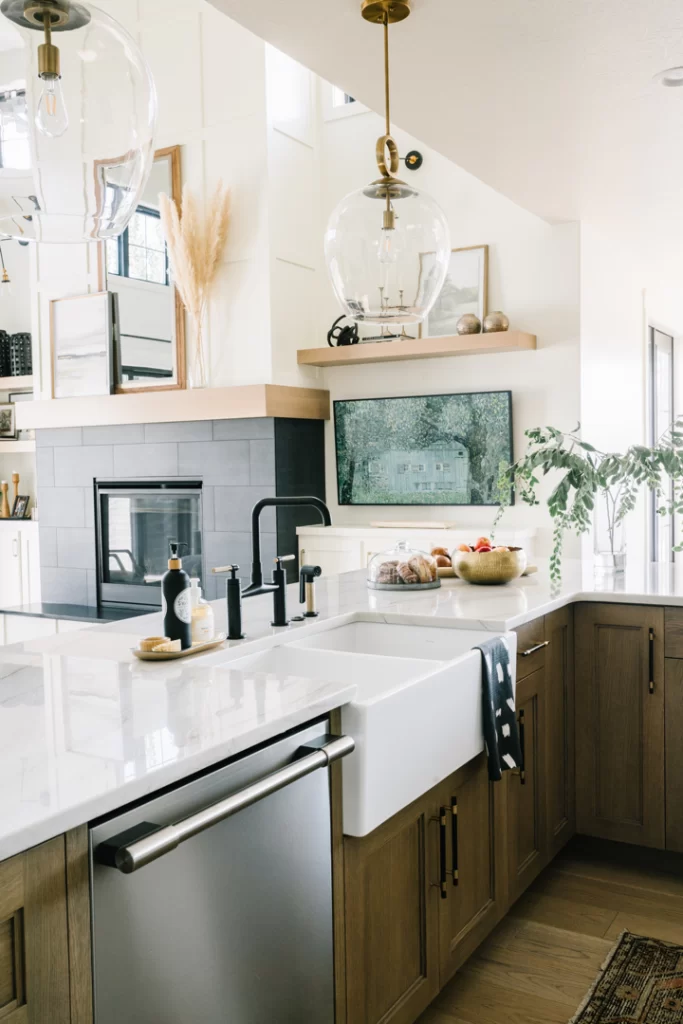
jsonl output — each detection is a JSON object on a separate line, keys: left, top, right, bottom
{"left": 436, "top": 753, "right": 506, "bottom": 986}
{"left": 344, "top": 787, "right": 441, "bottom": 1024}
{"left": 575, "top": 603, "right": 665, "bottom": 848}
{"left": 662, "top": 608, "right": 683, "bottom": 853}
{"left": 507, "top": 664, "right": 547, "bottom": 902}
{"left": 545, "top": 606, "right": 575, "bottom": 858}
{"left": 0, "top": 827, "right": 92, "bottom": 1024}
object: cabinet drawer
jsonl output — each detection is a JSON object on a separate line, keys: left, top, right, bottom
{"left": 515, "top": 617, "right": 547, "bottom": 681}
{"left": 665, "top": 608, "right": 683, "bottom": 658}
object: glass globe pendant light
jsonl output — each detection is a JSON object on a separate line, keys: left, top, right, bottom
{"left": 324, "top": 0, "right": 450, "bottom": 326}
{"left": 0, "top": 0, "right": 157, "bottom": 243}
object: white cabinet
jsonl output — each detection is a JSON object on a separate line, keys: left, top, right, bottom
{"left": 0, "top": 614, "right": 89, "bottom": 646}
{"left": 0, "top": 521, "right": 40, "bottom": 607}
{"left": 297, "top": 525, "right": 536, "bottom": 578}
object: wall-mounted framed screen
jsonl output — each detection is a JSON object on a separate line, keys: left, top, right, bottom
{"left": 334, "top": 391, "right": 513, "bottom": 506}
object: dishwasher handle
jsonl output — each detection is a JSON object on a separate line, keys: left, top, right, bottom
{"left": 96, "top": 734, "right": 355, "bottom": 875}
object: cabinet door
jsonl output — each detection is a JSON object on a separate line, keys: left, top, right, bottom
{"left": 19, "top": 525, "right": 41, "bottom": 605}
{"left": 575, "top": 603, "right": 665, "bottom": 848}
{"left": 0, "top": 837, "right": 71, "bottom": 1023}
{"left": 298, "top": 538, "right": 363, "bottom": 577}
{"left": 545, "top": 606, "right": 575, "bottom": 858}
{"left": 508, "top": 666, "right": 547, "bottom": 903}
{"left": 437, "top": 753, "right": 506, "bottom": 987}
{"left": 344, "top": 788, "right": 441, "bottom": 1024}
{"left": 0, "top": 529, "right": 22, "bottom": 607}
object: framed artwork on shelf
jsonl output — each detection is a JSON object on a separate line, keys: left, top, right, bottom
{"left": 50, "top": 292, "right": 115, "bottom": 399}
{"left": 0, "top": 403, "right": 16, "bottom": 439}
{"left": 11, "top": 495, "right": 29, "bottom": 519}
{"left": 419, "top": 244, "right": 489, "bottom": 339}
{"left": 334, "top": 390, "right": 513, "bottom": 507}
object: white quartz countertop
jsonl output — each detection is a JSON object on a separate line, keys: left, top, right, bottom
{"left": 3, "top": 558, "right": 683, "bottom": 862}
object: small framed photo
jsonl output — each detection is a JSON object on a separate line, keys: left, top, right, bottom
{"left": 419, "top": 244, "right": 489, "bottom": 338}
{"left": 12, "top": 495, "right": 30, "bottom": 519}
{"left": 0, "top": 403, "right": 16, "bottom": 439}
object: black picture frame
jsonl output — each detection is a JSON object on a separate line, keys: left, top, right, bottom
{"left": 11, "top": 495, "right": 30, "bottom": 519}
{"left": 333, "top": 390, "right": 514, "bottom": 507}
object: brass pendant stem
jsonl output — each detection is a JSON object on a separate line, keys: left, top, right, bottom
{"left": 383, "top": 13, "right": 390, "bottom": 138}
{"left": 38, "top": 12, "right": 60, "bottom": 77}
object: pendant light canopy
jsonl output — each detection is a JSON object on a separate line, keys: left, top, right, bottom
{"left": 0, "top": 0, "right": 157, "bottom": 243}
{"left": 324, "top": 0, "right": 450, "bottom": 326}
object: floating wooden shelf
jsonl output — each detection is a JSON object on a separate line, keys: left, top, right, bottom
{"left": 15, "top": 384, "right": 330, "bottom": 431}
{"left": 0, "top": 374, "right": 33, "bottom": 391}
{"left": 0, "top": 440, "right": 35, "bottom": 454}
{"left": 297, "top": 330, "right": 537, "bottom": 367}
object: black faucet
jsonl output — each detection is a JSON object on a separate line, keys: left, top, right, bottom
{"left": 241, "top": 496, "right": 331, "bottom": 599}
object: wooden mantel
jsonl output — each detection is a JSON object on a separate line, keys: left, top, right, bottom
{"left": 15, "top": 384, "right": 330, "bottom": 430}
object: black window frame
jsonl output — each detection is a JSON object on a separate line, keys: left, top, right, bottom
{"left": 107, "top": 202, "right": 169, "bottom": 287}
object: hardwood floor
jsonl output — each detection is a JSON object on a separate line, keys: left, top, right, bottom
{"left": 418, "top": 836, "right": 683, "bottom": 1024}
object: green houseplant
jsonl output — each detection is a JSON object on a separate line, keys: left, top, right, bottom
{"left": 493, "top": 422, "right": 683, "bottom": 582}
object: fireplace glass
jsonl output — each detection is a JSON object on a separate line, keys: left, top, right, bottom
{"left": 96, "top": 481, "right": 203, "bottom": 607}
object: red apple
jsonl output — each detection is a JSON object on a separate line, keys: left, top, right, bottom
{"left": 474, "top": 536, "right": 492, "bottom": 550}
{"left": 477, "top": 545, "right": 492, "bottom": 554}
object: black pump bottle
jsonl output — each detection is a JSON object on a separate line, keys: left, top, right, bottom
{"left": 162, "top": 542, "right": 192, "bottom": 649}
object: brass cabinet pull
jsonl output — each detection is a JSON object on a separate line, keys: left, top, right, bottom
{"left": 520, "top": 640, "right": 549, "bottom": 657}
{"left": 649, "top": 628, "right": 655, "bottom": 694}
{"left": 451, "top": 798, "right": 459, "bottom": 887}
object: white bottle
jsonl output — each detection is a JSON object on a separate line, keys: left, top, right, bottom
{"left": 189, "top": 578, "right": 215, "bottom": 644}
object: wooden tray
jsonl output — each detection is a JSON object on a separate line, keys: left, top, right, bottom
{"left": 132, "top": 633, "right": 227, "bottom": 661}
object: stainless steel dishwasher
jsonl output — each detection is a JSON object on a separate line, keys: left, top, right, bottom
{"left": 89, "top": 720, "right": 353, "bottom": 1024}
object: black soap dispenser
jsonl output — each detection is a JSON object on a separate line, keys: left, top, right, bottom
{"left": 162, "top": 541, "right": 192, "bottom": 649}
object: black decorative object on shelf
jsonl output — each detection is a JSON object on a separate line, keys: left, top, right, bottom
{"left": 327, "top": 315, "right": 359, "bottom": 348}
{"left": 402, "top": 149, "right": 423, "bottom": 170}
{"left": 9, "top": 333, "right": 32, "bottom": 376}
{"left": 0, "top": 330, "right": 10, "bottom": 377}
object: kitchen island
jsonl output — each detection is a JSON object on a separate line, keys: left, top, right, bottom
{"left": 2, "top": 559, "right": 683, "bottom": 1023}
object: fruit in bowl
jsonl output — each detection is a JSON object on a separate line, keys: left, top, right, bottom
{"left": 451, "top": 543, "right": 527, "bottom": 585}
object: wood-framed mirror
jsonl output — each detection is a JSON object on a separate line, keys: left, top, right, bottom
{"left": 98, "top": 145, "right": 186, "bottom": 393}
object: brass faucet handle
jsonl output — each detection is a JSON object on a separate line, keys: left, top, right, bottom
{"left": 273, "top": 554, "right": 296, "bottom": 565}
{"left": 212, "top": 564, "right": 239, "bottom": 575}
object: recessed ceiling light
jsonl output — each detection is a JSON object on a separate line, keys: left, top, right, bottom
{"left": 655, "top": 66, "right": 683, "bottom": 87}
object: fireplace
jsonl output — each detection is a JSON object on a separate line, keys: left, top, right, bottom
{"left": 95, "top": 480, "right": 203, "bottom": 608}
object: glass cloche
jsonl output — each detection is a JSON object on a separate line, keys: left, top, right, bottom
{"left": 367, "top": 540, "right": 441, "bottom": 591}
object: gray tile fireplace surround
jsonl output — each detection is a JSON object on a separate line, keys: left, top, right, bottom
{"left": 35, "top": 417, "right": 325, "bottom": 607}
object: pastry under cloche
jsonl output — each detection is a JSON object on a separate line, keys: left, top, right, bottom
{"left": 367, "top": 540, "right": 441, "bottom": 591}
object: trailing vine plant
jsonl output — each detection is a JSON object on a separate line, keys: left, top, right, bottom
{"left": 492, "top": 421, "right": 683, "bottom": 583}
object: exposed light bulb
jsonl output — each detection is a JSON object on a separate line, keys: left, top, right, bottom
{"left": 378, "top": 226, "right": 397, "bottom": 264}
{"left": 0, "top": 268, "right": 13, "bottom": 298}
{"left": 35, "top": 76, "right": 68, "bottom": 137}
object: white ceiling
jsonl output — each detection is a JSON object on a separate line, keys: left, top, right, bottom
{"left": 208, "top": 0, "right": 683, "bottom": 288}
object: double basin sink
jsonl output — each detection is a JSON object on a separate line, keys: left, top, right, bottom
{"left": 215, "top": 620, "right": 516, "bottom": 836}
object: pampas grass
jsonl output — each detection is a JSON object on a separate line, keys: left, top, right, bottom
{"left": 159, "top": 181, "right": 230, "bottom": 387}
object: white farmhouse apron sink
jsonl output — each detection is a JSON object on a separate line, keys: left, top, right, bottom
{"left": 216, "top": 620, "right": 516, "bottom": 837}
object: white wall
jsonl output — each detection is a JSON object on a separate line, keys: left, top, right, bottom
{"left": 0, "top": 242, "right": 31, "bottom": 336}
{"left": 309, "top": 98, "right": 581, "bottom": 555}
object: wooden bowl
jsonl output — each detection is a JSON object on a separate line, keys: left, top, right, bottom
{"left": 451, "top": 546, "right": 527, "bottom": 585}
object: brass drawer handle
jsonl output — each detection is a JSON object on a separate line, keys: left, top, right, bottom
{"left": 520, "top": 640, "right": 549, "bottom": 657}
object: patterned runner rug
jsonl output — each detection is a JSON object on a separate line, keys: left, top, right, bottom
{"left": 570, "top": 932, "right": 683, "bottom": 1022}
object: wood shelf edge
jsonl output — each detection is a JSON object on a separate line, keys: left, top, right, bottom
{"left": 297, "top": 331, "right": 537, "bottom": 367}
{"left": 15, "top": 384, "right": 330, "bottom": 431}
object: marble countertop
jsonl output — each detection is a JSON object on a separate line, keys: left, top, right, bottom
{"left": 3, "top": 558, "right": 683, "bottom": 862}
{"left": 0, "top": 602, "right": 150, "bottom": 622}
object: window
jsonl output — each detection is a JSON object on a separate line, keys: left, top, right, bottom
{"left": 649, "top": 327, "right": 674, "bottom": 562}
{"left": 412, "top": 464, "right": 426, "bottom": 473}
{"left": 0, "top": 89, "right": 30, "bottom": 170}
{"left": 106, "top": 201, "right": 169, "bottom": 286}
{"left": 435, "top": 462, "right": 451, "bottom": 472}
{"left": 331, "top": 87, "right": 355, "bottom": 107}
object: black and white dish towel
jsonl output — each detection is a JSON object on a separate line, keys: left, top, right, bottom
{"left": 474, "top": 636, "right": 523, "bottom": 782}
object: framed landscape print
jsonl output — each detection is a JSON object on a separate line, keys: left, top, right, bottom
{"left": 51, "top": 292, "right": 115, "bottom": 399}
{"left": 334, "top": 390, "right": 513, "bottom": 506}
{"left": 419, "top": 244, "right": 488, "bottom": 338}
{"left": 0, "top": 403, "right": 16, "bottom": 439}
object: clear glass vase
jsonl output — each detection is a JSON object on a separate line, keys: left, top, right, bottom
{"left": 188, "top": 315, "right": 207, "bottom": 389}
{"left": 594, "top": 491, "right": 626, "bottom": 573}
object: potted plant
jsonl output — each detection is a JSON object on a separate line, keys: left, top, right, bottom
{"left": 493, "top": 422, "right": 683, "bottom": 582}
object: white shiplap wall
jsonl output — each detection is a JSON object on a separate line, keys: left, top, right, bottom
{"left": 30, "top": 0, "right": 322, "bottom": 396}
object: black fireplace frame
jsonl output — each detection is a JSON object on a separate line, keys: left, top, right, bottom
{"left": 94, "top": 478, "right": 204, "bottom": 609}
